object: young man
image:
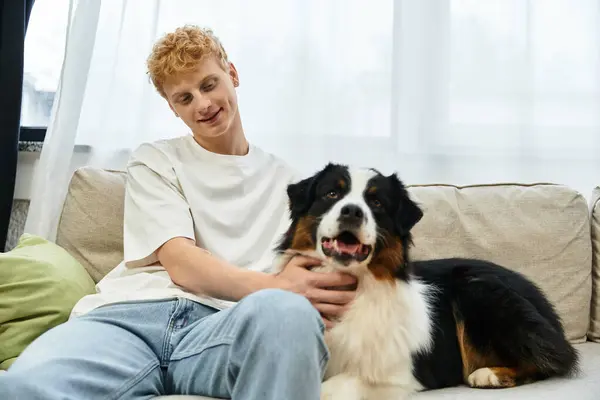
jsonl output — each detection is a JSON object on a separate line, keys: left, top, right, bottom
{"left": 0, "top": 25, "right": 357, "bottom": 399}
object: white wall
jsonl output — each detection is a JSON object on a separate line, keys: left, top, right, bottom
{"left": 15, "top": 151, "right": 41, "bottom": 200}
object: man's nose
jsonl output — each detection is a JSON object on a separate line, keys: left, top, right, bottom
{"left": 192, "top": 93, "right": 212, "bottom": 113}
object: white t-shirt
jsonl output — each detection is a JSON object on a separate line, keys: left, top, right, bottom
{"left": 70, "top": 134, "right": 299, "bottom": 318}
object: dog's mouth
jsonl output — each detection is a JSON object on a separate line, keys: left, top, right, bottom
{"left": 321, "top": 231, "right": 373, "bottom": 263}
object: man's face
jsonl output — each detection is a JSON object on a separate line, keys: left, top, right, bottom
{"left": 163, "top": 57, "right": 239, "bottom": 140}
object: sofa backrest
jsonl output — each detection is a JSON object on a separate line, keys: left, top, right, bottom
{"left": 408, "top": 183, "right": 592, "bottom": 343}
{"left": 589, "top": 187, "right": 600, "bottom": 341}
{"left": 56, "top": 167, "right": 595, "bottom": 343}
{"left": 56, "top": 167, "right": 126, "bottom": 283}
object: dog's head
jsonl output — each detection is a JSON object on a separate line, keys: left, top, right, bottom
{"left": 276, "top": 163, "right": 423, "bottom": 280}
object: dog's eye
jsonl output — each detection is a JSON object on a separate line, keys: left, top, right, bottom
{"left": 326, "top": 190, "right": 339, "bottom": 199}
{"left": 371, "top": 199, "right": 382, "bottom": 208}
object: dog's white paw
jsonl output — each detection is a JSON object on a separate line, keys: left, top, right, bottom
{"left": 321, "top": 374, "right": 363, "bottom": 400}
{"left": 467, "top": 368, "right": 501, "bottom": 388}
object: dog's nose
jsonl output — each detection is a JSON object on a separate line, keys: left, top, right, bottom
{"left": 339, "top": 204, "right": 364, "bottom": 223}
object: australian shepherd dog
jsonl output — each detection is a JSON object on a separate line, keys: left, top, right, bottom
{"left": 273, "top": 163, "right": 579, "bottom": 400}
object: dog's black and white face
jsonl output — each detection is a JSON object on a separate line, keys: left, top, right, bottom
{"left": 277, "top": 163, "right": 424, "bottom": 279}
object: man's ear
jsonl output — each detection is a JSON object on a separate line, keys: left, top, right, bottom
{"left": 228, "top": 62, "right": 239, "bottom": 87}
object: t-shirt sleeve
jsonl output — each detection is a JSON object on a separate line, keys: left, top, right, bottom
{"left": 122, "top": 143, "right": 195, "bottom": 268}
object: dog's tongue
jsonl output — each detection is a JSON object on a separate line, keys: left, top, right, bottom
{"left": 336, "top": 240, "right": 360, "bottom": 254}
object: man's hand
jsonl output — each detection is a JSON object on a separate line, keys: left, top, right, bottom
{"left": 275, "top": 255, "right": 357, "bottom": 329}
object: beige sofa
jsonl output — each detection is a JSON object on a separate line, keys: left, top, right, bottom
{"left": 52, "top": 167, "right": 600, "bottom": 399}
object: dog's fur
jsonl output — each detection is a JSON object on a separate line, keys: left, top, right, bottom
{"left": 273, "top": 163, "right": 579, "bottom": 400}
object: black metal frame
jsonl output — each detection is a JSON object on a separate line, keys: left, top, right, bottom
{"left": 1, "top": 0, "right": 37, "bottom": 251}
{"left": 19, "top": 126, "right": 47, "bottom": 142}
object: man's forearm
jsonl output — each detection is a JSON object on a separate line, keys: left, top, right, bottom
{"left": 157, "top": 237, "right": 284, "bottom": 302}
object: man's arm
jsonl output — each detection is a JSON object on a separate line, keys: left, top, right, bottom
{"left": 157, "top": 236, "right": 357, "bottom": 328}
{"left": 157, "top": 236, "right": 285, "bottom": 301}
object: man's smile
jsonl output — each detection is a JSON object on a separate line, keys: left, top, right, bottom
{"left": 198, "top": 108, "right": 222, "bottom": 124}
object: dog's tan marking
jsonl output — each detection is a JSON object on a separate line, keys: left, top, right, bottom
{"left": 488, "top": 366, "right": 539, "bottom": 387}
{"left": 368, "top": 236, "right": 403, "bottom": 282}
{"left": 367, "top": 186, "right": 377, "bottom": 194}
{"left": 456, "top": 320, "right": 501, "bottom": 381}
{"left": 338, "top": 179, "right": 346, "bottom": 189}
{"left": 456, "top": 320, "right": 539, "bottom": 389}
{"left": 290, "top": 216, "right": 317, "bottom": 251}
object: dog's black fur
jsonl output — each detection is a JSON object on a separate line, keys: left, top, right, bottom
{"left": 411, "top": 257, "right": 579, "bottom": 389}
{"left": 277, "top": 163, "right": 579, "bottom": 391}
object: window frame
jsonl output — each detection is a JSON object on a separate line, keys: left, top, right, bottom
{"left": 19, "top": 126, "right": 46, "bottom": 142}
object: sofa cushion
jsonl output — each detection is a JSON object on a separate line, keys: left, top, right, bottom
{"left": 412, "top": 341, "right": 600, "bottom": 399}
{"left": 0, "top": 234, "right": 96, "bottom": 370}
{"left": 56, "top": 167, "right": 127, "bottom": 283}
{"left": 589, "top": 187, "right": 600, "bottom": 342}
{"left": 407, "top": 183, "right": 593, "bottom": 343}
{"left": 153, "top": 342, "right": 600, "bottom": 399}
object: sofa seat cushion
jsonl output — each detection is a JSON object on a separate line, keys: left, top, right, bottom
{"left": 407, "top": 183, "right": 593, "bottom": 343}
{"left": 0, "top": 234, "right": 96, "bottom": 370}
{"left": 152, "top": 342, "right": 600, "bottom": 399}
{"left": 413, "top": 341, "right": 600, "bottom": 399}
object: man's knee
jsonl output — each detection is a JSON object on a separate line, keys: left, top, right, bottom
{"left": 0, "top": 373, "right": 47, "bottom": 399}
{"left": 238, "top": 288, "right": 325, "bottom": 336}
{"left": 234, "top": 289, "right": 329, "bottom": 368}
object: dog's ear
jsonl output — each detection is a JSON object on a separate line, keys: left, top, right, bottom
{"left": 387, "top": 173, "right": 423, "bottom": 235}
{"left": 287, "top": 176, "right": 315, "bottom": 220}
{"left": 287, "top": 163, "right": 338, "bottom": 220}
{"left": 395, "top": 196, "right": 423, "bottom": 235}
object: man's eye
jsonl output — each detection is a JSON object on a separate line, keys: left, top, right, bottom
{"left": 202, "top": 81, "right": 217, "bottom": 91}
{"left": 180, "top": 95, "right": 192, "bottom": 104}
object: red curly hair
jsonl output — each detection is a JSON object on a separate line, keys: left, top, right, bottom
{"left": 146, "top": 25, "right": 229, "bottom": 98}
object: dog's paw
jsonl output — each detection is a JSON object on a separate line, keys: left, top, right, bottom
{"left": 321, "top": 374, "right": 363, "bottom": 400}
{"left": 467, "top": 367, "right": 518, "bottom": 389}
{"left": 467, "top": 368, "right": 502, "bottom": 388}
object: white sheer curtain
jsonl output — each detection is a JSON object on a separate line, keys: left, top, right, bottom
{"left": 25, "top": 0, "right": 600, "bottom": 241}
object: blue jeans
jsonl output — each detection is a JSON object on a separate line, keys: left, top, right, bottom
{"left": 0, "top": 289, "right": 329, "bottom": 399}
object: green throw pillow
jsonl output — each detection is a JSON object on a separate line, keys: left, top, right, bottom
{"left": 0, "top": 233, "right": 96, "bottom": 370}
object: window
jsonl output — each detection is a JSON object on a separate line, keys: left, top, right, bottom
{"left": 21, "top": 0, "right": 70, "bottom": 139}
{"left": 445, "top": 0, "right": 600, "bottom": 155}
